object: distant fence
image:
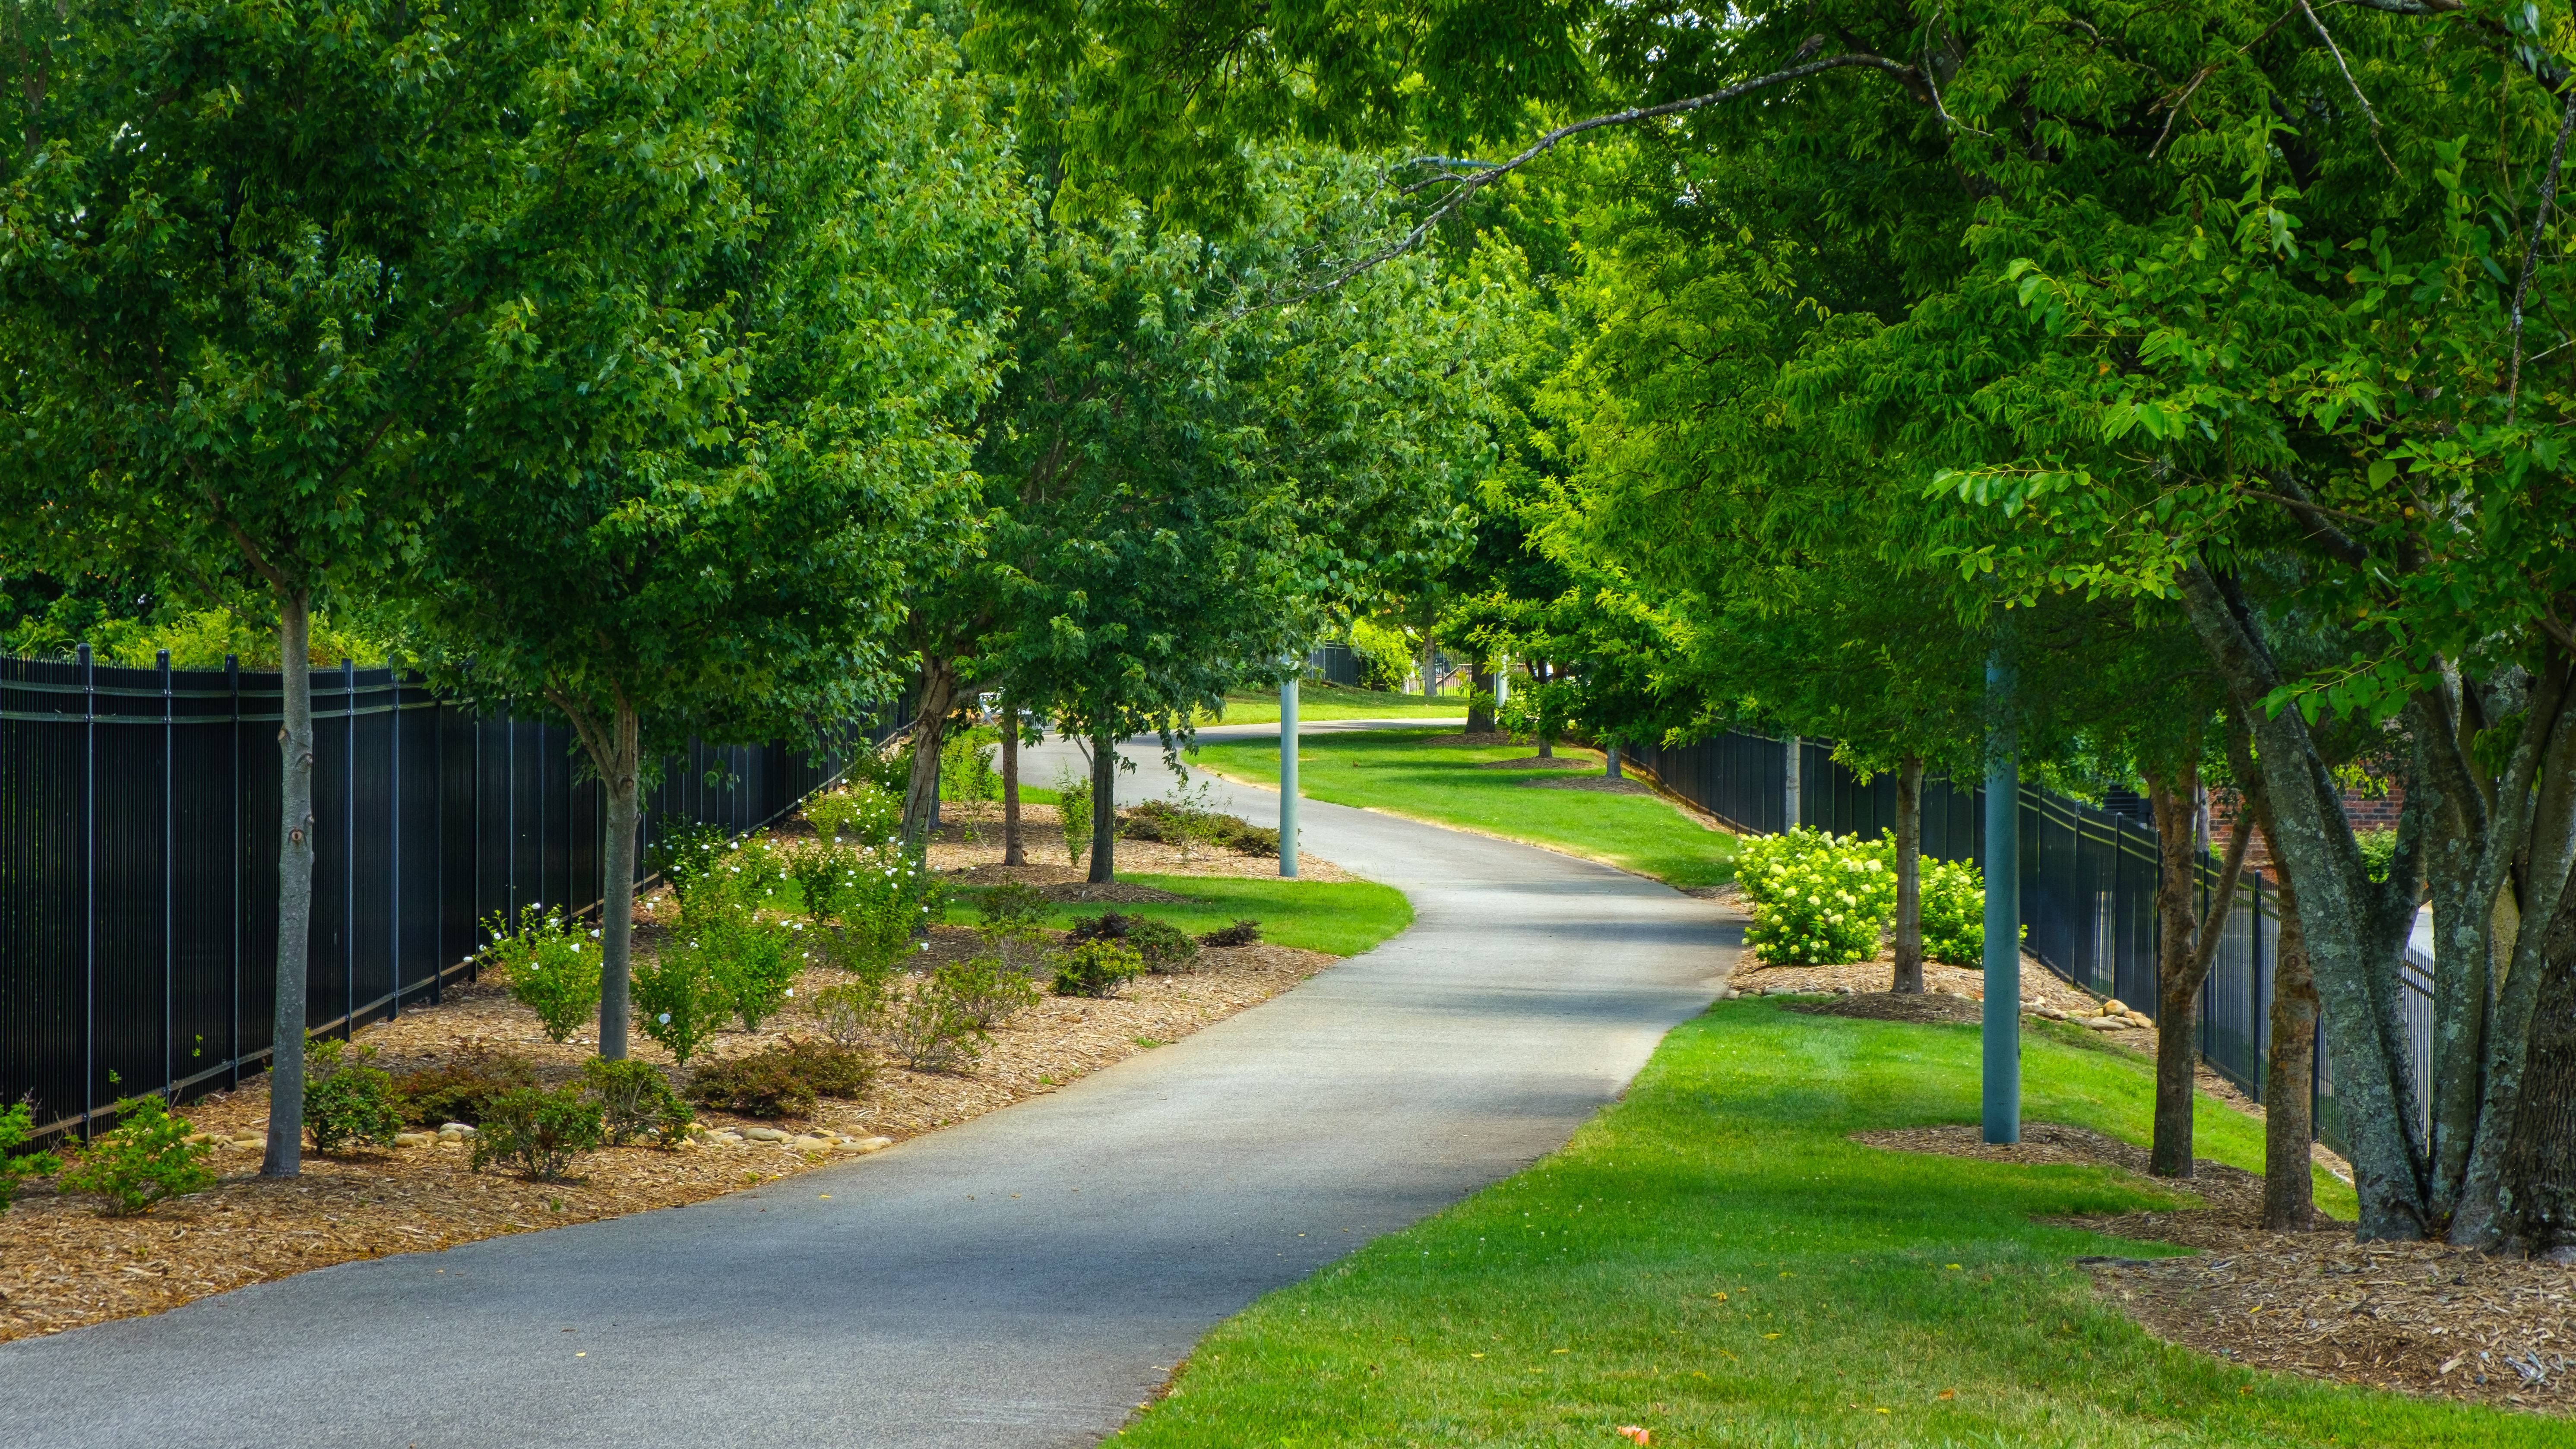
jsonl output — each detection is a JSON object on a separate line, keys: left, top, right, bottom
{"left": 1626, "top": 730, "right": 2435, "bottom": 1157}
{"left": 0, "top": 648, "right": 897, "bottom": 1142}
{"left": 1304, "top": 644, "right": 1361, "bottom": 688}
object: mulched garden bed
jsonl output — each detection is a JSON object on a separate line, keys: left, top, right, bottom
{"left": 0, "top": 865, "right": 1339, "bottom": 1345}
{"left": 1472, "top": 755, "right": 1596, "bottom": 770}
{"left": 1856, "top": 1122, "right": 2576, "bottom": 1414}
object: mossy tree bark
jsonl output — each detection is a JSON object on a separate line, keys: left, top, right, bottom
{"left": 903, "top": 659, "right": 958, "bottom": 851}
{"left": 2497, "top": 881, "right": 2576, "bottom": 1259}
{"left": 2252, "top": 791, "right": 2322, "bottom": 1229}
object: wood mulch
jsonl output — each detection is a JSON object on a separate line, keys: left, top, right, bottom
{"left": 1857, "top": 1123, "right": 2576, "bottom": 1414}
{"left": 925, "top": 800, "right": 1359, "bottom": 884}
{"left": 1472, "top": 754, "right": 1598, "bottom": 770}
{"left": 0, "top": 826, "right": 1348, "bottom": 1346}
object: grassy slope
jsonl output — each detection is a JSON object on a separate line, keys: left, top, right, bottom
{"left": 949, "top": 874, "right": 1413, "bottom": 959}
{"left": 1199, "top": 684, "right": 1469, "bottom": 724}
{"left": 1190, "top": 728, "right": 1739, "bottom": 889}
{"left": 1111, "top": 1006, "right": 2518, "bottom": 1449}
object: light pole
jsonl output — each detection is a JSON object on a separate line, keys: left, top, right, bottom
{"left": 1983, "top": 650, "right": 2021, "bottom": 1145}
{"left": 1279, "top": 668, "right": 1300, "bottom": 879}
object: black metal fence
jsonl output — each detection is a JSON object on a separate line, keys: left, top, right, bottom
{"left": 1627, "top": 730, "right": 2433, "bottom": 1156}
{"left": 1, "top": 648, "right": 892, "bottom": 1142}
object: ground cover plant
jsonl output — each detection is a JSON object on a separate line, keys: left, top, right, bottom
{"left": 0, "top": 1101, "right": 59, "bottom": 1211}
{"left": 1190, "top": 730, "right": 1737, "bottom": 887}
{"left": 60, "top": 1094, "right": 214, "bottom": 1217}
{"left": 953, "top": 875, "right": 1413, "bottom": 959}
{"left": 1098, "top": 1003, "right": 2553, "bottom": 1449}
{"left": 302, "top": 1042, "right": 402, "bottom": 1153}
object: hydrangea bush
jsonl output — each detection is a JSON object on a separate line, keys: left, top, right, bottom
{"left": 1737, "top": 828, "right": 1896, "bottom": 965}
{"left": 1919, "top": 857, "right": 1990, "bottom": 965}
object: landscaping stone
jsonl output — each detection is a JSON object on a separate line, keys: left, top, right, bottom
{"left": 744, "top": 1127, "right": 790, "bottom": 1142}
{"left": 393, "top": 1133, "right": 434, "bottom": 1149}
{"left": 853, "top": 1136, "right": 894, "bottom": 1152}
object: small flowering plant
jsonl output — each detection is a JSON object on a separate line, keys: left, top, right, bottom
{"left": 481, "top": 905, "right": 604, "bottom": 1044}
{"left": 1737, "top": 828, "right": 1897, "bottom": 966}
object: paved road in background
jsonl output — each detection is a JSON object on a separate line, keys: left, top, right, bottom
{"left": 3, "top": 721, "right": 1739, "bottom": 1449}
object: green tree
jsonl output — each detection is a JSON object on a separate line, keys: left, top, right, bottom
{"left": 984, "top": 149, "right": 1519, "bottom": 881}
{"left": 407, "top": 0, "right": 1020, "bottom": 1058}
{"left": 0, "top": 0, "right": 535, "bottom": 1174}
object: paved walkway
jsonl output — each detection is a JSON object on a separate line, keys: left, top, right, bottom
{"left": 3, "top": 724, "right": 1739, "bottom": 1449}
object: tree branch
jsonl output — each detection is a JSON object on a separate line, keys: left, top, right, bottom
{"left": 2510, "top": 86, "right": 2576, "bottom": 422}
{"left": 1222, "top": 53, "right": 1916, "bottom": 322}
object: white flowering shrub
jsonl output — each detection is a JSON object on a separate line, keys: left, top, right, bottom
{"left": 481, "top": 905, "right": 603, "bottom": 1044}
{"left": 1919, "top": 857, "right": 1989, "bottom": 965}
{"left": 1737, "top": 828, "right": 1896, "bottom": 965}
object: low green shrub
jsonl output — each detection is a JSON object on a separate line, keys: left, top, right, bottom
{"left": 1064, "top": 911, "right": 1198, "bottom": 972}
{"left": 1919, "top": 857, "right": 1990, "bottom": 966}
{"left": 471, "top": 1086, "right": 604, "bottom": 1181}
{"left": 705, "top": 917, "right": 799, "bottom": 1031}
{"left": 1198, "top": 918, "right": 1262, "bottom": 947}
{"left": 579, "top": 1058, "right": 692, "bottom": 1147}
{"left": 482, "top": 905, "right": 603, "bottom": 1045}
{"left": 1053, "top": 765, "right": 1093, "bottom": 867}
{"left": 783, "top": 836, "right": 861, "bottom": 928}
{"left": 393, "top": 1043, "right": 540, "bottom": 1126}
{"left": 803, "top": 779, "right": 900, "bottom": 845}
{"left": 305, "top": 1040, "right": 402, "bottom": 1152}
{"left": 812, "top": 973, "right": 894, "bottom": 1049}
{"left": 632, "top": 946, "right": 726, "bottom": 1066}
{"left": 686, "top": 1040, "right": 874, "bottom": 1117}
{"left": 1120, "top": 792, "right": 1278, "bottom": 857}
{"left": 941, "top": 725, "right": 999, "bottom": 822}
{"left": 933, "top": 956, "right": 1041, "bottom": 1029}
{"left": 831, "top": 845, "right": 937, "bottom": 977}
{"left": 1738, "top": 827, "right": 1896, "bottom": 965}
{"left": 1052, "top": 938, "right": 1144, "bottom": 998}
{"left": 0, "top": 1099, "right": 61, "bottom": 1212}
{"left": 61, "top": 1093, "right": 212, "bottom": 1215}
{"left": 880, "top": 981, "right": 986, "bottom": 1071}
{"left": 977, "top": 881, "right": 1051, "bottom": 930}
{"left": 647, "top": 822, "right": 737, "bottom": 920}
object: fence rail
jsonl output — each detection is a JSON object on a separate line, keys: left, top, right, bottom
{"left": 1626, "top": 730, "right": 2432, "bottom": 1158}
{"left": 1, "top": 648, "right": 893, "bottom": 1142}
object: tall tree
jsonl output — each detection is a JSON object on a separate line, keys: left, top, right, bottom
{"left": 0, "top": 0, "right": 534, "bottom": 1173}
{"left": 409, "top": 0, "right": 1019, "bottom": 1055}
{"left": 983, "top": 150, "right": 1519, "bottom": 880}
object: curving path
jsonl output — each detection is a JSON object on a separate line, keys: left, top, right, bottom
{"left": 2, "top": 723, "right": 1740, "bottom": 1449}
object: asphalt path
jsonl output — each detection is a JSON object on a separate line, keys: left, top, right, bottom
{"left": 6, "top": 721, "right": 1741, "bottom": 1449}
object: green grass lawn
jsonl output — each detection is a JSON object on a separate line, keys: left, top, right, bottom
{"left": 1108, "top": 1004, "right": 2531, "bottom": 1449}
{"left": 949, "top": 873, "right": 1412, "bottom": 958}
{"left": 1198, "top": 684, "right": 1469, "bottom": 724}
{"left": 1190, "top": 728, "right": 1738, "bottom": 889}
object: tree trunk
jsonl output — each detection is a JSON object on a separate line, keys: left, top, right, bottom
{"left": 1534, "top": 663, "right": 1554, "bottom": 759}
{"left": 1891, "top": 753, "right": 1924, "bottom": 994}
{"left": 2144, "top": 759, "right": 2258, "bottom": 1180}
{"left": 262, "top": 592, "right": 315, "bottom": 1179}
{"left": 2177, "top": 560, "right": 2430, "bottom": 1236}
{"left": 1001, "top": 703, "right": 1024, "bottom": 867}
{"left": 1421, "top": 635, "right": 1437, "bottom": 699}
{"left": 595, "top": 702, "right": 642, "bottom": 1061}
{"left": 902, "top": 658, "right": 957, "bottom": 849}
{"left": 1467, "top": 664, "right": 1496, "bottom": 733}
{"left": 2148, "top": 766, "right": 2206, "bottom": 1179}
{"left": 1087, "top": 726, "right": 1117, "bottom": 884}
{"left": 2255, "top": 798, "right": 2322, "bottom": 1229}
{"left": 2496, "top": 876, "right": 2576, "bottom": 1259}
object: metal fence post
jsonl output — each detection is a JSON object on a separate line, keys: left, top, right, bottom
{"left": 389, "top": 660, "right": 400, "bottom": 1020}
{"left": 343, "top": 657, "right": 354, "bottom": 1038}
{"left": 80, "top": 642, "right": 94, "bottom": 1137}
{"left": 161, "top": 649, "right": 173, "bottom": 1097}
{"left": 228, "top": 655, "right": 241, "bottom": 1088}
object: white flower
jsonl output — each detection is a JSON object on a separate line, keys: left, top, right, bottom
{"left": 658, "top": 1012, "right": 672, "bottom": 1024}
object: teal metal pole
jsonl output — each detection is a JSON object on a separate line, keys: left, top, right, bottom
{"left": 1983, "top": 652, "right": 2021, "bottom": 1144}
{"left": 1279, "top": 676, "right": 1300, "bottom": 879}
